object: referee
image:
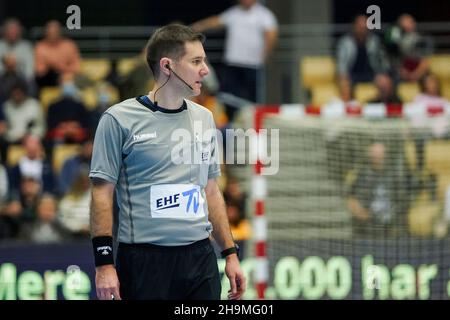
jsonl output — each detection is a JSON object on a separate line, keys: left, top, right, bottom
{"left": 89, "top": 24, "right": 246, "bottom": 300}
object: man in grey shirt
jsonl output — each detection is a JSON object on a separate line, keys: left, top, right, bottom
{"left": 0, "top": 18, "right": 35, "bottom": 81}
{"left": 89, "top": 24, "right": 246, "bottom": 300}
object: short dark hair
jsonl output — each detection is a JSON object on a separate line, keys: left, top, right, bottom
{"left": 9, "top": 78, "right": 28, "bottom": 96}
{"left": 146, "top": 24, "right": 205, "bottom": 79}
{"left": 419, "top": 73, "right": 441, "bottom": 95}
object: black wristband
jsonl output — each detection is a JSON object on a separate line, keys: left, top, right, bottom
{"left": 221, "top": 244, "right": 239, "bottom": 258}
{"left": 92, "top": 236, "right": 114, "bottom": 267}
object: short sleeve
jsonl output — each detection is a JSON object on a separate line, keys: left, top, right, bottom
{"left": 261, "top": 8, "right": 278, "bottom": 31}
{"left": 89, "top": 113, "right": 124, "bottom": 184}
{"left": 219, "top": 7, "right": 234, "bottom": 26}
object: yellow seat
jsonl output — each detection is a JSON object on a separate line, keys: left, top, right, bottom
{"left": 441, "top": 81, "right": 450, "bottom": 101}
{"left": 81, "top": 84, "right": 121, "bottom": 111}
{"left": 310, "top": 83, "right": 339, "bottom": 106}
{"left": 424, "top": 140, "right": 450, "bottom": 201}
{"left": 354, "top": 83, "right": 378, "bottom": 104}
{"left": 300, "top": 56, "right": 336, "bottom": 90}
{"left": 105, "top": 84, "right": 120, "bottom": 105}
{"left": 40, "top": 87, "right": 61, "bottom": 113}
{"left": 429, "top": 55, "right": 450, "bottom": 82}
{"left": 117, "top": 58, "right": 137, "bottom": 77}
{"left": 404, "top": 140, "right": 418, "bottom": 171}
{"left": 80, "top": 59, "right": 111, "bottom": 82}
{"left": 397, "top": 82, "right": 420, "bottom": 103}
{"left": 6, "top": 145, "right": 26, "bottom": 168}
{"left": 408, "top": 190, "right": 441, "bottom": 237}
{"left": 52, "top": 144, "right": 82, "bottom": 174}
{"left": 80, "top": 86, "right": 98, "bottom": 110}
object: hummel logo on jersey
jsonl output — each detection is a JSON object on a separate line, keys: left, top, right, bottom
{"left": 96, "top": 246, "right": 112, "bottom": 255}
{"left": 133, "top": 132, "right": 157, "bottom": 141}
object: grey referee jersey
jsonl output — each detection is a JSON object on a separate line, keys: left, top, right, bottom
{"left": 89, "top": 96, "right": 221, "bottom": 246}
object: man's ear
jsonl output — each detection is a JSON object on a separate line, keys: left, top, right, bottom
{"left": 160, "top": 58, "right": 171, "bottom": 76}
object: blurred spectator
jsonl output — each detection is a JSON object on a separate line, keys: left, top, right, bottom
{"left": 2, "top": 79, "right": 45, "bottom": 145}
{"left": 35, "top": 20, "right": 81, "bottom": 89}
{"left": 347, "top": 142, "right": 406, "bottom": 237}
{"left": 385, "top": 14, "right": 433, "bottom": 82}
{"left": 192, "top": 0, "right": 278, "bottom": 117}
{"left": 58, "top": 139, "right": 93, "bottom": 196}
{"left": 0, "top": 159, "right": 12, "bottom": 239}
{"left": 324, "top": 77, "right": 359, "bottom": 108}
{"left": 4, "top": 176, "right": 42, "bottom": 225}
{"left": 0, "top": 204, "right": 20, "bottom": 240}
{"left": 410, "top": 73, "right": 450, "bottom": 172}
{"left": 413, "top": 73, "right": 449, "bottom": 106}
{"left": 336, "top": 14, "right": 390, "bottom": 85}
{"left": 0, "top": 159, "right": 8, "bottom": 204}
{"left": 369, "top": 73, "right": 402, "bottom": 104}
{"left": 9, "top": 134, "right": 54, "bottom": 195}
{"left": 338, "top": 77, "right": 355, "bottom": 104}
{"left": 0, "top": 18, "right": 35, "bottom": 84}
{"left": 192, "top": 89, "right": 229, "bottom": 152}
{"left": 58, "top": 165, "right": 91, "bottom": 238}
{"left": 222, "top": 176, "right": 250, "bottom": 257}
{"left": 226, "top": 199, "right": 251, "bottom": 258}
{"left": 191, "top": 64, "right": 229, "bottom": 130}
{"left": 223, "top": 177, "right": 247, "bottom": 215}
{"left": 116, "top": 49, "right": 154, "bottom": 100}
{"left": 46, "top": 81, "right": 89, "bottom": 145}
{"left": 87, "top": 83, "right": 117, "bottom": 136}
{"left": 0, "top": 53, "right": 30, "bottom": 104}
{"left": 20, "top": 194, "right": 68, "bottom": 243}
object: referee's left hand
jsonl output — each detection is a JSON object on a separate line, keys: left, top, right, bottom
{"left": 225, "top": 254, "right": 246, "bottom": 300}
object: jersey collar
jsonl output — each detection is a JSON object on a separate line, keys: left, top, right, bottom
{"left": 136, "top": 95, "right": 187, "bottom": 114}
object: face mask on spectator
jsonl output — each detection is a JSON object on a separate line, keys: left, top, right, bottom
{"left": 98, "top": 91, "right": 110, "bottom": 105}
{"left": 62, "top": 83, "right": 78, "bottom": 98}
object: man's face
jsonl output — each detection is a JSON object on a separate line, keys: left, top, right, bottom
{"left": 369, "top": 143, "right": 386, "bottom": 170}
{"left": 353, "top": 15, "right": 368, "bottom": 41}
{"left": 11, "top": 87, "right": 26, "bottom": 104}
{"left": 375, "top": 74, "right": 393, "bottom": 97}
{"left": 399, "top": 14, "right": 416, "bottom": 33}
{"left": 424, "top": 75, "right": 439, "bottom": 96}
{"left": 45, "top": 21, "right": 61, "bottom": 42}
{"left": 38, "top": 197, "right": 57, "bottom": 222}
{"left": 23, "top": 135, "right": 42, "bottom": 159}
{"left": 239, "top": 0, "right": 257, "bottom": 9}
{"left": 172, "top": 41, "right": 209, "bottom": 97}
{"left": 4, "top": 21, "right": 21, "bottom": 43}
{"left": 21, "top": 178, "right": 41, "bottom": 197}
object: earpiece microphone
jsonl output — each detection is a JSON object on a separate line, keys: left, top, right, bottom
{"left": 165, "top": 64, "right": 194, "bottom": 91}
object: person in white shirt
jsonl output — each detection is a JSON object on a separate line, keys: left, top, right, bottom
{"left": 192, "top": 0, "right": 278, "bottom": 112}
{"left": 2, "top": 80, "right": 45, "bottom": 144}
{"left": 413, "top": 73, "right": 449, "bottom": 107}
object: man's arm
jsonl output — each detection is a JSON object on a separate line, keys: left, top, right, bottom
{"left": 34, "top": 44, "right": 48, "bottom": 77}
{"left": 191, "top": 16, "right": 223, "bottom": 33}
{"left": 263, "top": 28, "right": 278, "bottom": 63}
{"left": 90, "top": 178, "right": 121, "bottom": 300}
{"left": 205, "top": 178, "right": 246, "bottom": 300}
{"left": 347, "top": 196, "right": 371, "bottom": 221}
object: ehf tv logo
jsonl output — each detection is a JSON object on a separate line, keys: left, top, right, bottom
{"left": 156, "top": 187, "right": 200, "bottom": 214}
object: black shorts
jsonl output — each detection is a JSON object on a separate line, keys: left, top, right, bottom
{"left": 116, "top": 238, "right": 221, "bottom": 300}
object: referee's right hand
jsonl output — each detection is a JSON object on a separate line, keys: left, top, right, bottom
{"left": 95, "top": 265, "right": 122, "bottom": 300}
